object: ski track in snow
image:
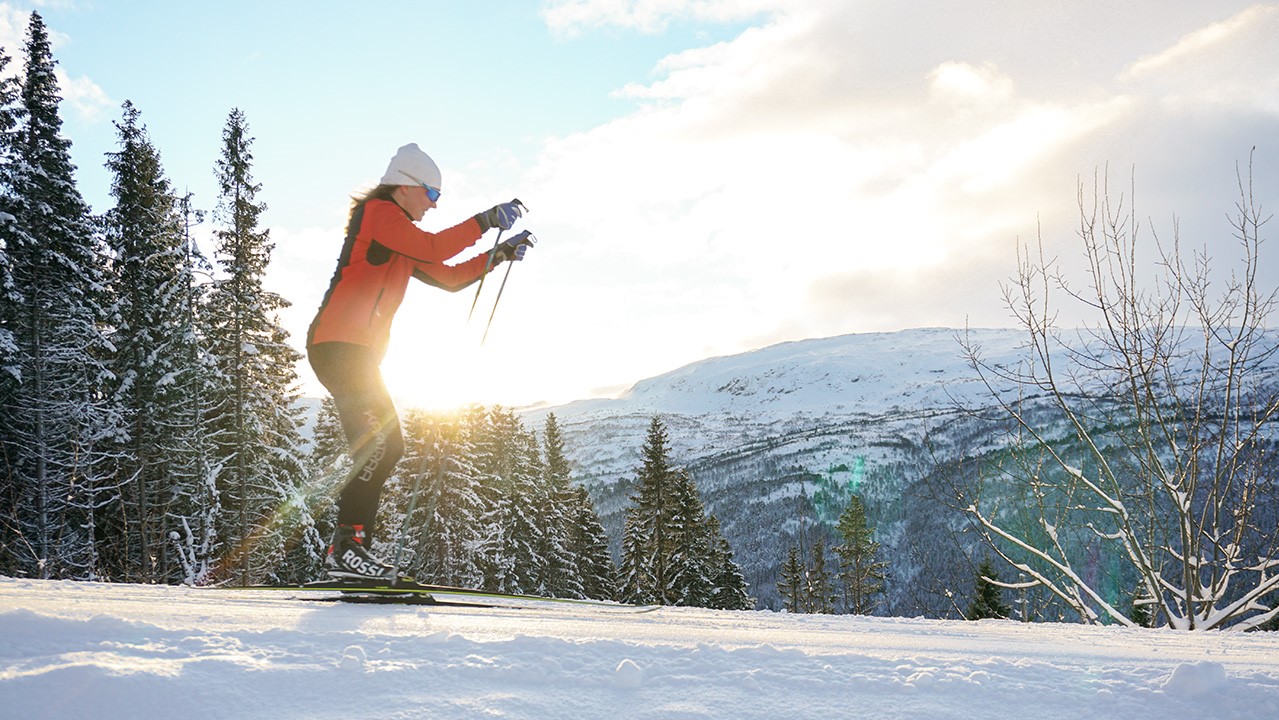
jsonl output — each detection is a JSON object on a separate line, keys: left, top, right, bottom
{"left": 2, "top": 580, "right": 1278, "bottom": 719}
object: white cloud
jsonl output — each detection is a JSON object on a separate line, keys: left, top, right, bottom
{"left": 511, "top": 0, "right": 1279, "bottom": 394}
{"left": 0, "top": 4, "right": 29, "bottom": 64}
{"left": 542, "top": 0, "right": 785, "bottom": 35}
{"left": 31, "top": 0, "right": 80, "bottom": 10}
{"left": 54, "top": 67, "right": 112, "bottom": 122}
{"left": 928, "top": 62, "right": 1014, "bottom": 105}
{"left": 0, "top": 4, "right": 111, "bottom": 121}
{"left": 1116, "top": 3, "right": 1279, "bottom": 111}
{"left": 1121, "top": 4, "right": 1279, "bottom": 80}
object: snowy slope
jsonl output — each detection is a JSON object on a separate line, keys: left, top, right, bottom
{"left": 522, "top": 326, "right": 1279, "bottom": 481}
{"left": 2, "top": 578, "right": 1277, "bottom": 720}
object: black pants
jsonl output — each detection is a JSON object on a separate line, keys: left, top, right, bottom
{"left": 307, "top": 342, "right": 404, "bottom": 541}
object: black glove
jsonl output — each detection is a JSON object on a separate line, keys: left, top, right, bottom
{"left": 492, "top": 230, "right": 535, "bottom": 263}
{"left": 474, "top": 199, "right": 524, "bottom": 233}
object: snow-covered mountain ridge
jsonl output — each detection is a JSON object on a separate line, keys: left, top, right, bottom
{"left": 520, "top": 328, "right": 1024, "bottom": 495}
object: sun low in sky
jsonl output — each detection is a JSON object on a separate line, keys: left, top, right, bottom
{"left": 3, "top": 0, "right": 1277, "bottom": 412}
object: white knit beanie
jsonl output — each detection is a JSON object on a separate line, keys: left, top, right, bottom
{"left": 379, "top": 143, "right": 442, "bottom": 188}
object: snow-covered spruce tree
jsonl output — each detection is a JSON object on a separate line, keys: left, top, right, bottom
{"left": 619, "top": 417, "right": 740, "bottom": 607}
{"left": 805, "top": 536, "right": 836, "bottom": 614}
{"left": 261, "top": 321, "right": 315, "bottom": 586}
{"left": 271, "top": 399, "right": 342, "bottom": 583}
{"left": 705, "top": 514, "right": 751, "bottom": 610}
{"left": 202, "top": 108, "right": 306, "bottom": 585}
{"left": 566, "top": 484, "right": 616, "bottom": 600}
{"left": 0, "top": 13, "right": 118, "bottom": 579}
{"left": 0, "top": 44, "right": 25, "bottom": 577}
{"left": 665, "top": 467, "right": 716, "bottom": 606}
{"left": 395, "top": 407, "right": 487, "bottom": 587}
{"left": 165, "top": 191, "right": 221, "bottom": 585}
{"left": 777, "top": 545, "right": 806, "bottom": 613}
{"left": 384, "top": 408, "right": 615, "bottom": 597}
{"left": 966, "top": 559, "right": 1012, "bottom": 621}
{"left": 835, "top": 494, "right": 887, "bottom": 614}
{"left": 446, "top": 405, "right": 499, "bottom": 585}
{"left": 536, "top": 412, "right": 583, "bottom": 598}
{"left": 961, "top": 166, "right": 1279, "bottom": 629}
{"left": 619, "top": 417, "right": 677, "bottom": 604}
{"left": 101, "top": 100, "right": 209, "bottom": 582}
{"left": 286, "top": 395, "right": 345, "bottom": 579}
{"left": 310, "top": 396, "right": 348, "bottom": 471}
{"left": 475, "top": 407, "right": 545, "bottom": 594}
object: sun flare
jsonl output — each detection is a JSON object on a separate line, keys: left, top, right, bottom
{"left": 375, "top": 288, "right": 566, "bottom": 413}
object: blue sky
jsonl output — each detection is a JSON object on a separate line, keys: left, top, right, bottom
{"left": 18, "top": 1, "right": 751, "bottom": 223}
{"left": 2, "top": 1, "right": 1277, "bottom": 411}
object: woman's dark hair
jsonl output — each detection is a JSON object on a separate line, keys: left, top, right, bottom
{"left": 346, "top": 184, "right": 399, "bottom": 236}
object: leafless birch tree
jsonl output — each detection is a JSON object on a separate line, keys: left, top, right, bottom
{"left": 961, "top": 159, "right": 1279, "bottom": 630}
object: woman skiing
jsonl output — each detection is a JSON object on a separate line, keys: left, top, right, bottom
{"left": 307, "top": 143, "right": 533, "bottom": 580}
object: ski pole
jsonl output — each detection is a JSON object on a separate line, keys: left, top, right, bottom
{"left": 466, "top": 199, "right": 528, "bottom": 324}
{"left": 467, "top": 228, "right": 503, "bottom": 324}
{"left": 481, "top": 233, "right": 536, "bottom": 346}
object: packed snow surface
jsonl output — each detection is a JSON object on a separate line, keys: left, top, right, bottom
{"left": 3, "top": 579, "right": 1277, "bottom": 719}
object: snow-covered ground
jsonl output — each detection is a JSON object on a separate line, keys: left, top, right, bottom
{"left": 2, "top": 578, "right": 1277, "bottom": 719}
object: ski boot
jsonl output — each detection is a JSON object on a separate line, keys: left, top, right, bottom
{"left": 325, "top": 524, "right": 397, "bottom": 581}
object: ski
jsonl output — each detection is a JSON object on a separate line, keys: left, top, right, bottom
{"left": 215, "top": 579, "right": 661, "bottom": 613}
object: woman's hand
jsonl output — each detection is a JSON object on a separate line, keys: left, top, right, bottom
{"left": 475, "top": 200, "right": 525, "bottom": 232}
{"left": 493, "top": 230, "right": 536, "bottom": 263}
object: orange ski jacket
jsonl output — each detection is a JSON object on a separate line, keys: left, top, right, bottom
{"left": 307, "top": 199, "right": 492, "bottom": 358}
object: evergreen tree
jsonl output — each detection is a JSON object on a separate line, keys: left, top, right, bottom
{"left": 310, "top": 397, "right": 349, "bottom": 471}
{"left": 404, "top": 407, "right": 487, "bottom": 588}
{"left": 618, "top": 417, "right": 736, "bottom": 608}
{"left": 202, "top": 108, "right": 305, "bottom": 584}
{"left": 665, "top": 467, "right": 714, "bottom": 606}
{"left": 381, "top": 407, "right": 619, "bottom": 599}
{"left": 458, "top": 405, "right": 503, "bottom": 586}
{"left": 806, "top": 536, "right": 836, "bottom": 614}
{"left": 566, "top": 484, "right": 616, "bottom": 600}
{"left": 165, "top": 191, "right": 220, "bottom": 585}
{"left": 966, "top": 559, "right": 1013, "bottom": 620}
{"left": 618, "top": 512, "right": 652, "bottom": 602}
{"left": 619, "top": 417, "right": 677, "bottom": 604}
{"left": 101, "top": 100, "right": 206, "bottom": 582}
{"left": 285, "top": 396, "right": 345, "bottom": 580}
{"left": 0, "top": 44, "right": 26, "bottom": 578}
{"left": 834, "top": 495, "right": 887, "bottom": 615}
{"left": 481, "top": 407, "right": 544, "bottom": 594}
{"left": 536, "top": 413, "right": 581, "bottom": 597}
{"left": 273, "top": 398, "right": 349, "bottom": 583}
{"left": 704, "top": 514, "right": 751, "bottom": 610}
{"left": 260, "top": 320, "right": 314, "bottom": 586}
{"left": 778, "top": 545, "right": 806, "bottom": 613}
{"left": 0, "top": 13, "right": 117, "bottom": 579}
